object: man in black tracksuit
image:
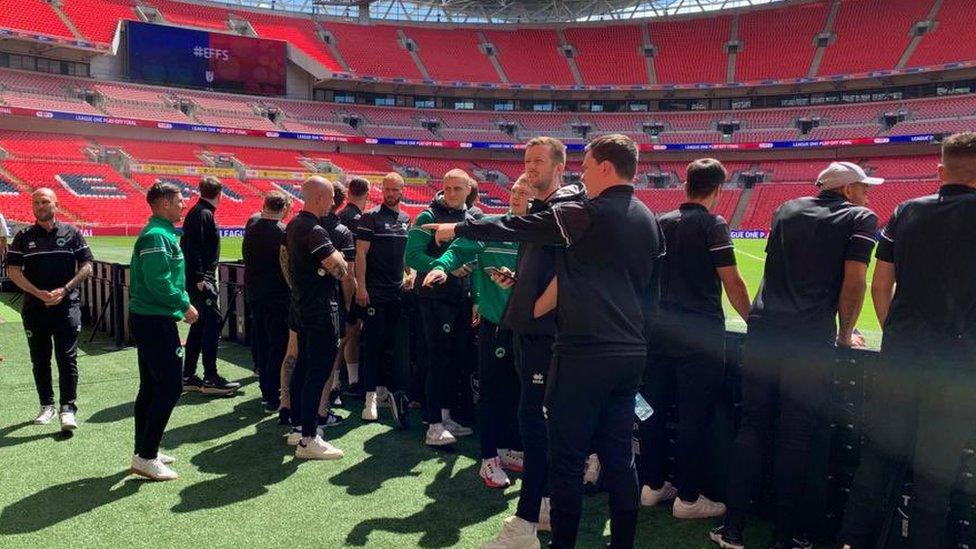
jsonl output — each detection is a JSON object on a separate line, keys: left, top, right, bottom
{"left": 430, "top": 134, "right": 665, "bottom": 549}
{"left": 405, "top": 170, "right": 476, "bottom": 446}
{"left": 839, "top": 133, "right": 976, "bottom": 549}
{"left": 6, "top": 188, "right": 93, "bottom": 431}
{"left": 181, "top": 176, "right": 238, "bottom": 395}
{"left": 710, "top": 161, "right": 881, "bottom": 549}
{"left": 639, "top": 159, "right": 752, "bottom": 519}
{"left": 243, "top": 191, "right": 291, "bottom": 412}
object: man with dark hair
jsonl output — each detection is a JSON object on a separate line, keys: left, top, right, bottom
{"left": 356, "top": 172, "right": 412, "bottom": 426}
{"left": 243, "top": 191, "right": 291, "bottom": 413}
{"left": 127, "top": 182, "right": 198, "bottom": 480}
{"left": 710, "top": 161, "right": 881, "bottom": 549}
{"left": 7, "top": 188, "right": 93, "bottom": 431}
{"left": 839, "top": 133, "right": 976, "bottom": 549}
{"left": 406, "top": 168, "right": 476, "bottom": 446}
{"left": 639, "top": 158, "right": 751, "bottom": 520}
{"left": 181, "top": 176, "right": 238, "bottom": 395}
{"left": 340, "top": 176, "right": 370, "bottom": 395}
{"left": 428, "top": 134, "right": 665, "bottom": 549}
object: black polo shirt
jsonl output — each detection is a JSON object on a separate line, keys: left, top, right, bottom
{"left": 656, "top": 203, "right": 736, "bottom": 322}
{"left": 356, "top": 205, "right": 409, "bottom": 304}
{"left": 285, "top": 211, "right": 338, "bottom": 322}
{"left": 321, "top": 213, "right": 356, "bottom": 262}
{"left": 242, "top": 218, "right": 289, "bottom": 304}
{"left": 338, "top": 203, "right": 362, "bottom": 234}
{"left": 7, "top": 222, "right": 93, "bottom": 310}
{"left": 180, "top": 199, "right": 220, "bottom": 286}
{"left": 457, "top": 185, "right": 665, "bottom": 359}
{"left": 877, "top": 184, "right": 976, "bottom": 360}
{"left": 750, "top": 190, "right": 878, "bottom": 331}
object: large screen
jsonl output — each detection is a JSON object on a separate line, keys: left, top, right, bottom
{"left": 127, "top": 21, "right": 287, "bottom": 96}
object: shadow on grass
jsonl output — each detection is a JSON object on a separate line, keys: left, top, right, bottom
{"left": 0, "top": 421, "right": 75, "bottom": 449}
{"left": 344, "top": 454, "right": 516, "bottom": 548}
{"left": 87, "top": 377, "right": 258, "bottom": 425}
{"left": 0, "top": 471, "right": 141, "bottom": 534}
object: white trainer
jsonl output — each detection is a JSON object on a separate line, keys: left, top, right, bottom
{"left": 34, "top": 405, "right": 56, "bottom": 425}
{"left": 295, "top": 435, "right": 344, "bottom": 460}
{"left": 134, "top": 452, "right": 175, "bottom": 465}
{"left": 285, "top": 427, "right": 323, "bottom": 446}
{"left": 481, "top": 516, "right": 540, "bottom": 549}
{"left": 538, "top": 497, "right": 551, "bottom": 532}
{"left": 672, "top": 495, "right": 727, "bottom": 519}
{"left": 425, "top": 423, "right": 457, "bottom": 446}
{"left": 443, "top": 417, "right": 473, "bottom": 437}
{"left": 583, "top": 453, "right": 601, "bottom": 486}
{"left": 59, "top": 410, "right": 78, "bottom": 431}
{"left": 376, "top": 386, "right": 392, "bottom": 408}
{"left": 480, "top": 457, "right": 511, "bottom": 489}
{"left": 362, "top": 392, "right": 379, "bottom": 421}
{"left": 130, "top": 455, "right": 178, "bottom": 481}
{"left": 498, "top": 449, "right": 524, "bottom": 472}
{"left": 641, "top": 482, "right": 678, "bottom": 507}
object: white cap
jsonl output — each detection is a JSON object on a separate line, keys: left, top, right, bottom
{"left": 816, "top": 161, "right": 884, "bottom": 190}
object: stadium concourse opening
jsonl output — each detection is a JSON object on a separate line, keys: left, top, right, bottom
{"left": 1, "top": 0, "right": 976, "bottom": 547}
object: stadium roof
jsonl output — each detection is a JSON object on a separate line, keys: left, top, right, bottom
{"left": 215, "top": 0, "right": 792, "bottom": 23}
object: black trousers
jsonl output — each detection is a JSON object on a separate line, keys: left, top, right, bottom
{"left": 840, "top": 349, "right": 976, "bottom": 549}
{"left": 515, "top": 332, "right": 553, "bottom": 522}
{"left": 418, "top": 298, "right": 471, "bottom": 423}
{"left": 547, "top": 354, "right": 644, "bottom": 549}
{"left": 289, "top": 313, "right": 339, "bottom": 437}
{"left": 23, "top": 303, "right": 81, "bottom": 409}
{"left": 477, "top": 320, "right": 520, "bottom": 460}
{"left": 183, "top": 283, "right": 220, "bottom": 379}
{"left": 639, "top": 324, "right": 726, "bottom": 502}
{"left": 250, "top": 299, "right": 289, "bottom": 409}
{"left": 362, "top": 299, "right": 405, "bottom": 392}
{"left": 131, "top": 313, "right": 184, "bottom": 460}
{"left": 723, "top": 323, "right": 834, "bottom": 543}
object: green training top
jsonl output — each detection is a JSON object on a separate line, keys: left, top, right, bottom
{"left": 430, "top": 215, "right": 519, "bottom": 325}
{"left": 129, "top": 215, "right": 191, "bottom": 319}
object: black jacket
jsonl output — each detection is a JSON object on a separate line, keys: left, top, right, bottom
{"left": 180, "top": 199, "right": 220, "bottom": 287}
{"left": 498, "top": 184, "right": 584, "bottom": 335}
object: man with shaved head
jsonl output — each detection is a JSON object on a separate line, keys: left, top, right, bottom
{"left": 7, "top": 188, "right": 93, "bottom": 431}
{"left": 282, "top": 175, "right": 348, "bottom": 460}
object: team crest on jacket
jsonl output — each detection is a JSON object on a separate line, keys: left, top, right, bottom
{"left": 442, "top": 323, "right": 452, "bottom": 333}
{"left": 495, "top": 347, "right": 506, "bottom": 359}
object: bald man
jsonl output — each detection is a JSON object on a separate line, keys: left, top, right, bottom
{"left": 282, "top": 176, "right": 347, "bottom": 460}
{"left": 7, "top": 188, "right": 93, "bottom": 431}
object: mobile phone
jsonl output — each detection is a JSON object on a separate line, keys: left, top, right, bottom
{"left": 485, "top": 266, "right": 517, "bottom": 282}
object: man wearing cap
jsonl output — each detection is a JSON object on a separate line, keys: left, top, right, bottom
{"left": 710, "top": 161, "right": 881, "bottom": 549}
{"left": 838, "top": 132, "right": 976, "bottom": 549}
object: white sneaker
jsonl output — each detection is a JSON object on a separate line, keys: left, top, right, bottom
{"left": 34, "top": 405, "right": 56, "bottom": 425}
{"left": 376, "top": 386, "right": 391, "bottom": 407}
{"left": 444, "top": 417, "right": 473, "bottom": 437}
{"left": 362, "top": 392, "right": 378, "bottom": 421}
{"left": 673, "top": 495, "right": 726, "bottom": 519}
{"left": 295, "top": 435, "right": 344, "bottom": 460}
{"left": 134, "top": 452, "right": 175, "bottom": 465}
{"left": 641, "top": 482, "right": 678, "bottom": 507}
{"left": 481, "top": 515, "right": 540, "bottom": 549}
{"left": 59, "top": 410, "right": 78, "bottom": 431}
{"left": 285, "top": 427, "right": 323, "bottom": 446}
{"left": 498, "top": 449, "right": 524, "bottom": 472}
{"left": 583, "top": 453, "right": 601, "bottom": 486}
{"left": 425, "top": 423, "right": 457, "bottom": 446}
{"left": 130, "top": 455, "right": 178, "bottom": 481}
{"left": 538, "top": 497, "right": 551, "bottom": 532}
{"left": 480, "top": 457, "right": 511, "bottom": 489}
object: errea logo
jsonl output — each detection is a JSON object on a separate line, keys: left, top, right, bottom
{"left": 532, "top": 373, "right": 544, "bottom": 385}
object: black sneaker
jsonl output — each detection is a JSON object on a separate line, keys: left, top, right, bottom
{"left": 768, "top": 538, "right": 812, "bottom": 549}
{"left": 343, "top": 382, "right": 365, "bottom": 398}
{"left": 389, "top": 390, "right": 409, "bottom": 429}
{"left": 202, "top": 375, "right": 240, "bottom": 395}
{"left": 330, "top": 388, "right": 343, "bottom": 407}
{"left": 709, "top": 526, "right": 745, "bottom": 549}
{"left": 318, "top": 411, "right": 345, "bottom": 428}
{"left": 183, "top": 375, "right": 204, "bottom": 392}
{"left": 278, "top": 408, "right": 291, "bottom": 425}
{"left": 264, "top": 401, "right": 280, "bottom": 414}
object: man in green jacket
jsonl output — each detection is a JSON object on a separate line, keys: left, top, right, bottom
{"left": 128, "top": 182, "right": 198, "bottom": 481}
{"left": 423, "top": 176, "right": 535, "bottom": 488}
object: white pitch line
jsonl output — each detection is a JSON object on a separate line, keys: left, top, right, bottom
{"left": 735, "top": 249, "right": 767, "bottom": 262}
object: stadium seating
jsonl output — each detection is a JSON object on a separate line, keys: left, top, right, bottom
{"left": 908, "top": 0, "right": 976, "bottom": 68}
{"left": 324, "top": 22, "right": 422, "bottom": 79}
{"left": 404, "top": 26, "right": 501, "bottom": 83}
{"left": 564, "top": 25, "right": 648, "bottom": 85}
{"left": 482, "top": 29, "right": 575, "bottom": 86}
{"left": 95, "top": 138, "right": 206, "bottom": 163}
{"left": 738, "top": 183, "right": 811, "bottom": 230}
{"left": 61, "top": 0, "right": 136, "bottom": 44}
{"left": 210, "top": 146, "right": 305, "bottom": 168}
{"left": 635, "top": 188, "right": 741, "bottom": 221}
{"left": 818, "top": 0, "right": 931, "bottom": 76}
{"left": 736, "top": 2, "right": 829, "bottom": 81}
{"left": 648, "top": 16, "right": 731, "bottom": 85}
{"left": 0, "top": 131, "right": 93, "bottom": 161}
{"left": 150, "top": 0, "right": 231, "bottom": 31}
{"left": 0, "top": 0, "right": 75, "bottom": 39}
{"left": 243, "top": 12, "right": 341, "bottom": 72}
{"left": 864, "top": 156, "right": 939, "bottom": 180}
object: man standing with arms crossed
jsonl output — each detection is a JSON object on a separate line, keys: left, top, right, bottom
{"left": 839, "top": 132, "right": 976, "bottom": 549}
{"left": 181, "top": 176, "right": 238, "bottom": 396}
{"left": 7, "top": 188, "right": 93, "bottom": 431}
{"left": 428, "top": 134, "right": 665, "bottom": 549}
{"left": 127, "top": 182, "right": 198, "bottom": 480}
